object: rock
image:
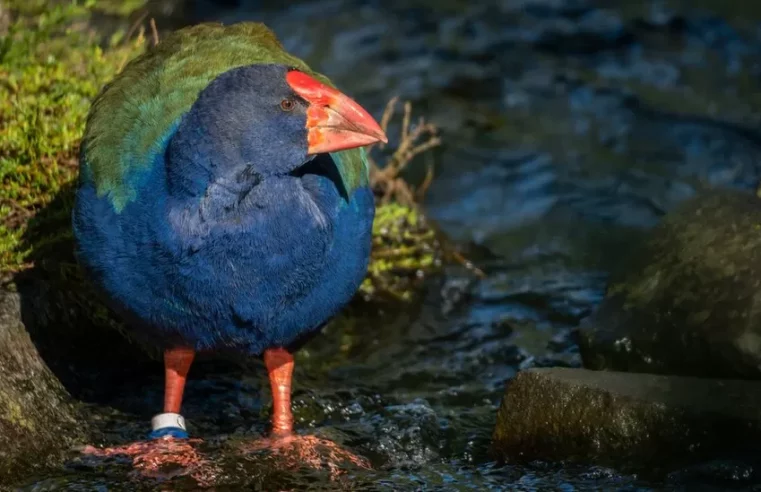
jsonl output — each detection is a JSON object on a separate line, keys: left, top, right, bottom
{"left": 579, "top": 190, "right": 761, "bottom": 379}
{"left": 0, "top": 288, "right": 86, "bottom": 483}
{"left": 492, "top": 367, "right": 761, "bottom": 472}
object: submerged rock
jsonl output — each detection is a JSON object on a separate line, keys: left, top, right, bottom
{"left": 492, "top": 367, "right": 761, "bottom": 471}
{"left": 0, "top": 289, "right": 86, "bottom": 483}
{"left": 579, "top": 190, "right": 761, "bottom": 379}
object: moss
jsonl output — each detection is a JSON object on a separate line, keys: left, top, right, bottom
{"left": 359, "top": 203, "right": 441, "bottom": 301}
{"left": 90, "top": 0, "right": 148, "bottom": 16}
{"left": 4, "top": 400, "right": 34, "bottom": 431}
{"left": 0, "top": 0, "right": 147, "bottom": 276}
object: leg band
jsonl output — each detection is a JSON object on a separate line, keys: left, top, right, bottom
{"left": 149, "top": 412, "right": 188, "bottom": 439}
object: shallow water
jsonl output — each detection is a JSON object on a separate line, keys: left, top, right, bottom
{"left": 18, "top": 0, "right": 761, "bottom": 489}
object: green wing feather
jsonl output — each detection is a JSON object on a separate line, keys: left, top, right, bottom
{"left": 82, "top": 22, "right": 369, "bottom": 212}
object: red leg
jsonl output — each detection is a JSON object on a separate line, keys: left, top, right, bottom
{"left": 264, "top": 347, "right": 294, "bottom": 435}
{"left": 240, "top": 348, "right": 370, "bottom": 477}
{"left": 81, "top": 347, "right": 216, "bottom": 483}
{"left": 164, "top": 347, "right": 195, "bottom": 414}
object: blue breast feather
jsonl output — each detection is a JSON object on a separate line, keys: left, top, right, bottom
{"left": 73, "top": 148, "right": 374, "bottom": 356}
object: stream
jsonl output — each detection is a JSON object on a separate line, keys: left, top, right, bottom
{"left": 18, "top": 0, "right": 761, "bottom": 490}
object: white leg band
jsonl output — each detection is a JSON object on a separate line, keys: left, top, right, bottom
{"left": 151, "top": 412, "right": 186, "bottom": 432}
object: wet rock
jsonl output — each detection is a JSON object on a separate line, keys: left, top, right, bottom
{"left": 372, "top": 399, "right": 441, "bottom": 468}
{"left": 492, "top": 367, "right": 761, "bottom": 471}
{"left": 580, "top": 190, "right": 761, "bottom": 379}
{"left": 0, "top": 289, "right": 86, "bottom": 483}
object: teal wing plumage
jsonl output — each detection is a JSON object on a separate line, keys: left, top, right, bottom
{"left": 81, "top": 22, "right": 369, "bottom": 212}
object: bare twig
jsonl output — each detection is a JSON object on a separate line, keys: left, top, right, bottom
{"left": 375, "top": 97, "right": 398, "bottom": 151}
{"left": 136, "top": 25, "right": 145, "bottom": 46}
{"left": 117, "top": 25, "right": 146, "bottom": 72}
{"left": 450, "top": 250, "right": 486, "bottom": 279}
{"left": 124, "top": 9, "right": 149, "bottom": 44}
{"left": 149, "top": 18, "right": 160, "bottom": 46}
{"left": 415, "top": 162, "right": 434, "bottom": 202}
{"left": 401, "top": 101, "right": 411, "bottom": 143}
{"left": 368, "top": 99, "right": 485, "bottom": 280}
{"left": 368, "top": 98, "right": 441, "bottom": 206}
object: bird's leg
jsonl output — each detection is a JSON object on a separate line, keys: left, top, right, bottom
{"left": 264, "top": 347, "right": 295, "bottom": 436}
{"left": 165, "top": 347, "right": 195, "bottom": 412}
{"left": 152, "top": 347, "right": 196, "bottom": 437}
{"left": 240, "top": 348, "right": 369, "bottom": 477}
{"left": 81, "top": 348, "right": 217, "bottom": 483}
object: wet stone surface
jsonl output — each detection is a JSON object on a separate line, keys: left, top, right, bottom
{"left": 0, "top": 291, "right": 85, "bottom": 485}
{"left": 580, "top": 190, "right": 761, "bottom": 379}
{"left": 493, "top": 367, "right": 761, "bottom": 474}
{"left": 13, "top": 0, "right": 761, "bottom": 489}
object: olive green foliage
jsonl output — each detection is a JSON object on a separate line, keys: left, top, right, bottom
{"left": 0, "top": 0, "right": 147, "bottom": 276}
{"left": 359, "top": 203, "right": 439, "bottom": 300}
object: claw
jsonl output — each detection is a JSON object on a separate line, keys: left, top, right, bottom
{"left": 82, "top": 436, "right": 218, "bottom": 484}
{"left": 240, "top": 433, "right": 370, "bottom": 479}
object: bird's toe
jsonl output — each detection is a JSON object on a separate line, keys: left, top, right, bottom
{"left": 240, "top": 433, "right": 370, "bottom": 478}
{"left": 82, "top": 436, "right": 217, "bottom": 483}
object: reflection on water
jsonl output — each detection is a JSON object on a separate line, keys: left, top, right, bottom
{"left": 20, "top": 0, "right": 761, "bottom": 489}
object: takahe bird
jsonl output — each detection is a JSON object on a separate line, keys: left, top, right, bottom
{"left": 73, "top": 22, "right": 386, "bottom": 467}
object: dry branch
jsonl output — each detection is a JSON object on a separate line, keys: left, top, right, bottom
{"left": 367, "top": 97, "right": 442, "bottom": 206}
{"left": 368, "top": 99, "right": 485, "bottom": 279}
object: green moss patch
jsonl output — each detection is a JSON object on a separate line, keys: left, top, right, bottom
{"left": 0, "top": 0, "right": 147, "bottom": 276}
{"left": 360, "top": 203, "right": 440, "bottom": 300}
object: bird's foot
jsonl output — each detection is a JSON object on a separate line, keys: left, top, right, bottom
{"left": 82, "top": 436, "right": 217, "bottom": 484}
{"left": 240, "top": 433, "right": 370, "bottom": 478}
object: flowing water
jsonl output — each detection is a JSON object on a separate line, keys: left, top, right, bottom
{"left": 18, "top": 0, "right": 761, "bottom": 490}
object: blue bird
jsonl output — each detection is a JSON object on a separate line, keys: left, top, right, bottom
{"left": 73, "top": 22, "right": 386, "bottom": 469}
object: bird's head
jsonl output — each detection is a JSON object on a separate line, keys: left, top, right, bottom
{"left": 284, "top": 69, "right": 388, "bottom": 155}
{"left": 168, "top": 63, "right": 386, "bottom": 186}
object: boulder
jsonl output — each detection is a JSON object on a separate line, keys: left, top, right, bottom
{"left": 579, "top": 190, "right": 761, "bottom": 379}
{"left": 0, "top": 289, "right": 86, "bottom": 483}
{"left": 492, "top": 367, "right": 761, "bottom": 472}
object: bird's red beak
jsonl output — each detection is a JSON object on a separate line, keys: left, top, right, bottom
{"left": 286, "top": 70, "right": 388, "bottom": 155}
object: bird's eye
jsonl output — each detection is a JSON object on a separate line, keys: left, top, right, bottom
{"left": 280, "top": 98, "right": 296, "bottom": 112}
